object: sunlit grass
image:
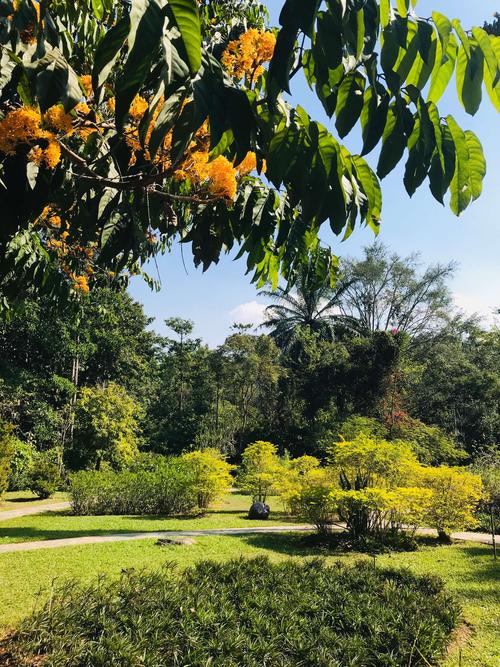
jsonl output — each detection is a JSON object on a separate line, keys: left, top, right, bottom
{"left": 0, "top": 491, "right": 498, "bottom": 666}
{"left": 0, "top": 493, "right": 294, "bottom": 544}
{"left": 0, "top": 490, "right": 68, "bottom": 512}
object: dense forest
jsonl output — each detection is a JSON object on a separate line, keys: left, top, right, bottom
{"left": 1, "top": 242, "right": 499, "bottom": 472}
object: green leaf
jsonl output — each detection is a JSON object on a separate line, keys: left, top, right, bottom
{"left": 428, "top": 33, "right": 457, "bottom": 104}
{"left": 91, "top": 0, "right": 105, "bottom": 20}
{"left": 464, "top": 130, "right": 486, "bottom": 200}
{"left": 352, "top": 155, "right": 382, "bottom": 233}
{"left": 428, "top": 124, "right": 456, "bottom": 204}
{"left": 92, "top": 15, "right": 130, "bottom": 93}
{"left": 148, "top": 86, "right": 186, "bottom": 158}
{"left": 266, "top": 119, "right": 300, "bottom": 187}
{"left": 456, "top": 44, "right": 484, "bottom": 115}
{"left": 484, "top": 36, "right": 500, "bottom": 111}
{"left": 452, "top": 19, "right": 471, "bottom": 58}
{"left": 432, "top": 12, "right": 452, "bottom": 55}
{"left": 471, "top": 27, "right": 498, "bottom": 81}
{"left": 377, "top": 105, "right": 407, "bottom": 179}
{"left": 115, "top": 0, "right": 166, "bottom": 129}
{"left": 396, "top": 0, "right": 409, "bottom": 19}
{"left": 267, "top": 25, "right": 297, "bottom": 95}
{"left": 25, "top": 47, "right": 81, "bottom": 113}
{"left": 335, "top": 72, "right": 365, "bottom": 138}
{"left": 166, "top": 0, "right": 201, "bottom": 75}
{"left": 361, "top": 86, "right": 389, "bottom": 156}
{"left": 446, "top": 115, "right": 471, "bottom": 215}
{"left": 417, "top": 20, "right": 434, "bottom": 65}
{"left": 380, "top": 0, "right": 391, "bottom": 29}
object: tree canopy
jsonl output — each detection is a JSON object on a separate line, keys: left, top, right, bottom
{"left": 0, "top": 0, "right": 498, "bottom": 304}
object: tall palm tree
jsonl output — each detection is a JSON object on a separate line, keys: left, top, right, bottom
{"left": 260, "top": 270, "right": 362, "bottom": 351}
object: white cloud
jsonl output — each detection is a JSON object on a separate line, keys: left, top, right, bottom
{"left": 229, "top": 300, "right": 267, "bottom": 327}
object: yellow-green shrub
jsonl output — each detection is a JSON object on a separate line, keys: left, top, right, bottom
{"left": 328, "top": 434, "right": 418, "bottom": 490}
{"left": 277, "top": 455, "right": 321, "bottom": 507}
{"left": 287, "top": 471, "right": 337, "bottom": 536}
{"left": 181, "top": 448, "right": 235, "bottom": 510}
{"left": 418, "top": 466, "right": 483, "bottom": 538}
{"left": 238, "top": 441, "right": 284, "bottom": 503}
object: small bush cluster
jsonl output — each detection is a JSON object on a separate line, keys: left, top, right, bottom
{"left": 4, "top": 557, "right": 460, "bottom": 667}
{"left": 70, "top": 451, "right": 233, "bottom": 515}
{"left": 27, "top": 449, "right": 63, "bottom": 499}
{"left": 283, "top": 434, "right": 483, "bottom": 541}
{"left": 7, "top": 439, "right": 36, "bottom": 491}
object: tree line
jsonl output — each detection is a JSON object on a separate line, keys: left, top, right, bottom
{"left": 0, "top": 242, "right": 498, "bottom": 475}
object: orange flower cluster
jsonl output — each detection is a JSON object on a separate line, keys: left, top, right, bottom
{"left": 115, "top": 97, "right": 255, "bottom": 201}
{"left": 0, "top": 107, "right": 61, "bottom": 168}
{"left": 10, "top": 0, "right": 41, "bottom": 44}
{"left": 36, "top": 205, "right": 96, "bottom": 294}
{"left": 222, "top": 29, "right": 276, "bottom": 82}
{"left": 79, "top": 75, "right": 93, "bottom": 98}
{"left": 0, "top": 101, "right": 100, "bottom": 168}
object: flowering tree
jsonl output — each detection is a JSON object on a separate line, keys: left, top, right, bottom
{"left": 0, "top": 0, "right": 498, "bottom": 303}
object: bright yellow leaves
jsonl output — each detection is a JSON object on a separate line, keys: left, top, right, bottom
{"left": 222, "top": 29, "right": 276, "bottom": 82}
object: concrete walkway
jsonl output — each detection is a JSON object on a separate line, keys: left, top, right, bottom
{"left": 0, "top": 524, "right": 497, "bottom": 554}
{"left": 0, "top": 525, "right": 312, "bottom": 553}
{"left": 0, "top": 502, "right": 70, "bottom": 522}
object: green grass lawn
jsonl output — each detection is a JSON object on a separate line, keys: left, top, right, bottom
{"left": 0, "top": 494, "right": 296, "bottom": 544}
{"left": 0, "top": 490, "right": 68, "bottom": 512}
{"left": 0, "top": 492, "right": 498, "bottom": 666}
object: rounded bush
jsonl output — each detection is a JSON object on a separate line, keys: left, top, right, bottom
{"left": 4, "top": 557, "right": 460, "bottom": 666}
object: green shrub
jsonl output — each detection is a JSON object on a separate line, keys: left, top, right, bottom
{"left": 4, "top": 557, "right": 460, "bottom": 666}
{"left": 70, "top": 457, "right": 196, "bottom": 515}
{"left": 180, "top": 448, "right": 235, "bottom": 510}
{"left": 29, "top": 451, "right": 61, "bottom": 499}
{"left": 237, "top": 440, "right": 284, "bottom": 503}
{"left": 8, "top": 440, "right": 36, "bottom": 491}
{"left": 0, "top": 420, "right": 16, "bottom": 498}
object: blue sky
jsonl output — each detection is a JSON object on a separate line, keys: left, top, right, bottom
{"left": 129, "top": 0, "right": 500, "bottom": 347}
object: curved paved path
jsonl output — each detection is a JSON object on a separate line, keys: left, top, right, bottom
{"left": 0, "top": 502, "right": 70, "bottom": 522}
{"left": 0, "top": 524, "right": 497, "bottom": 554}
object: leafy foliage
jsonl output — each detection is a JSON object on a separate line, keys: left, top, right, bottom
{"left": 71, "top": 382, "right": 144, "bottom": 470}
{"left": 0, "top": 419, "right": 16, "bottom": 497}
{"left": 28, "top": 449, "right": 61, "bottom": 499}
{"left": 7, "top": 438, "right": 36, "bottom": 491}
{"left": 180, "top": 447, "right": 235, "bottom": 509}
{"left": 418, "top": 465, "right": 484, "bottom": 538}
{"left": 70, "top": 455, "right": 197, "bottom": 515}
{"left": 4, "top": 557, "right": 460, "bottom": 666}
{"left": 287, "top": 434, "right": 483, "bottom": 541}
{"left": 237, "top": 440, "right": 283, "bottom": 502}
{"left": 0, "top": 0, "right": 497, "bottom": 301}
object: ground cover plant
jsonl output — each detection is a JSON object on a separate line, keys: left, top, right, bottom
{"left": 0, "top": 536, "right": 497, "bottom": 666}
{"left": 3, "top": 556, "right": 460, "bottom": 667}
